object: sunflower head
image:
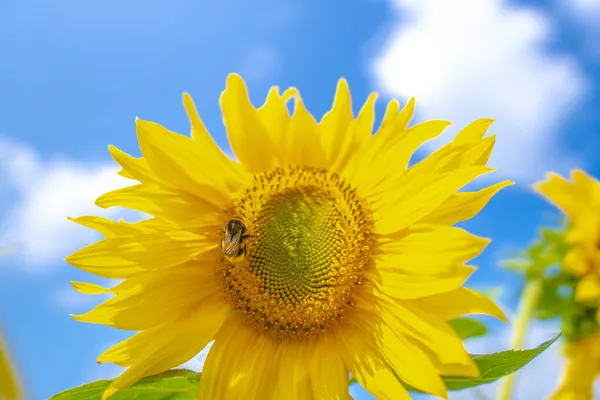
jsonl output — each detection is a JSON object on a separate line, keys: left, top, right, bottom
{"left": 67, "top": 73, "right": 510, "bottom": 400}
{"left": 535, "top": 170, "right": 600, "bottom": 305}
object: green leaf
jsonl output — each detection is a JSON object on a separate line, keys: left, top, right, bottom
{"left": 443, "top": 333, "right": 560, "bottom": 390}
{"left": 400, "top": 333, "right": 560, "bottom": 393}
{"left": 49, "top": 369, "right": 200, "bottom": 400}
{"left": 448, "top": 317, "right": 488, "bottom": 340}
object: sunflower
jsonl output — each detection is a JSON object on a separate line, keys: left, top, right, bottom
{"left": 67, "top": 74, "right": 509, "bottom": 400}
{"left": 0, "top": 330, "right": 21, "bottom": 400}
{"left": 549, "top": 330, "right": 600, "bottom": 400}
{"left": 534, "top": 170, "right": 600, "bottom": 308}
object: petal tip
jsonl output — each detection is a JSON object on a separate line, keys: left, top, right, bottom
{"left": 182, "top": 92, "right": 195, "bottom": 112}
{"left": 226, "top": 73, "right": 246, "bottom": 88}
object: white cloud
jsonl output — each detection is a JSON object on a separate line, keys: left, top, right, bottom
{"left": 372, "top": 0, "right": 588, "bottom": 184}
{"left": 0, "top": 138, "right": 134, "bottom": 271}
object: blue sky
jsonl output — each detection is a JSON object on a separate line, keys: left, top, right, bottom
{"left": 0, "top": 0, "right": 599, "bottom": 399}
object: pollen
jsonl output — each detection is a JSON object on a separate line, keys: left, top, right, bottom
{"left": 219, "top": 166, "right": 375, "bottom": 340}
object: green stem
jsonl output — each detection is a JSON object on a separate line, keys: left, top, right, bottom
{"left": 496, "top": 279, "right": 542, "bottom": 400}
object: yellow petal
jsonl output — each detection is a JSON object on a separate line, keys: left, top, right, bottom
{"left": 354, "top": 368, "right": 411, "bottom": 400}
{"left": 220, "top": 73, "right": 278, "bottom": 173}
{"left": 319, "top": 78, "right": 353, "bottom": 167}
{"left": 70, "top": 281, "right": 111, "bottom": 295}
{"left": 564, "top": 248, "right": 592, "bottom": 276}
{"left": 375, "top": 225, "right": 489, "bottom": 297}
{"left": 182, "top": 92, "right": 248, "bottom": 192}
{"left": 363, "top": 97, "right": 410, "bottom": 151}
{"left": 423, "top": 180, "right": 514, "bottom": 225}
{"left": 285, "top": 90, "right": 326, "bottom": 167}
{"left": 575, "top": 275, "right": 600, "bottom": 302}
{"left": 108, "top": 145, "right": 165, "bottom": 185}
{"left": 256, "top": 86, "right": 291, "bottom": 162}
{"left": 135, "top": 118, "right": 231, "bottom": 206}
{"left": 374, "top": 97, "right": 416, "bottom": 147}
{"left": 353, "top": 119, "right": 450, "bottom": 190}
{"left": 95, "top": 184, "right": 221, "bottom": 227}
{"left": 335, "top": 321, "right": 411, "bottom": 400}
{"left": 234, "top": 332, "right": 280, "bottom": 399}
{"left": 68, "top": 216, "right": 176, "bottom": 239}
{"left": 372, "top": 265, "right": 477, "bottom": 299}
{"left": 442, "top": 135, "right": 496, "bottom": 171}
{"left": 199, "top": 317, "right": 266, "bottom": 400}
{"left": 379, "top": 324, "right": 447, "bottom": 399}
{"left": 572, "top": 169, "right": 600, "bottom": 201}
{"left": 549, "top": 333, "right": 600, "bottom": 400}
{"left": 452, "top": 118, "right": 495, "bottom": 146}
{"left": 534, "top": 172, "right": 585, "bottom": 221}
{"left": 374, "top": 99, "right": 399, "bottom": 136}
{"left": 68, "top": 216, "right": 135, "bottom": 238}
{"left": 98, "top": 328, "right": 155, "bottom": 367}
{"left": 394, "top": 96, "right": 416, "bottom": 132}
{"left": 354, "top": 93, "right": 378, "bottom": 140}
{"left": 379, "top": 224, "right": 490, "bottom": 269}
{"left": 72, "top": 266, "right": 219, "bottom": 330}
{"left": 0, "top": 332, "right": 22, "bottom": 400}
{"left": 65, "top": 230, "right": 209, "bottom": 278}
{"left": 393, "top": 119, "right": 453, "bottom": 170}
{"left": 102, "top": 301, "right": 229, "bottom": 399}
{"left": 379, "top": 298, "right": 479, "bottom": 378}
{"left": 330, "top": 93, "right": 378, "bottom": 174}
{"left": 375, "top": 166, "right": 494, "bottom": 234}
{"left": 306, "top": 333, "right": 348, "bottom": 400}
{"left": 408, "top": 287, "right": 507, "bottom": 322}
{"left": 274, "top": 341, "right": 309, "bottom": 400}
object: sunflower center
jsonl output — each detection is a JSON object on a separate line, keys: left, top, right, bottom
{"left": 219, "top": 166, "right": 375, "bottom": 340}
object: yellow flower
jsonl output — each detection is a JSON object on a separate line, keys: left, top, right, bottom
{"left": 0, "top": 331, "right": 22, "bottom": 400}
{"left": 67, "top": 74, "right": 510, "bottom": 399}
{"left": 534, "top": 170, "right": 600, "bottom": 304}
{"left": 549, "top": 330, "right": 600, "bottom": 400}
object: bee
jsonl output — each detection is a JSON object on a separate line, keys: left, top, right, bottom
{"left": 221, "top": 218, "right": 252, "bottom": 262}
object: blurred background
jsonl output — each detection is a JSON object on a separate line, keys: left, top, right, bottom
{"left": 0, "top": 0, "right": 599, "bottom": 398}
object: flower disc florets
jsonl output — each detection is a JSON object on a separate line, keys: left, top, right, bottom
{"left": 219, "top": 166, "right": 375, "bottom": 340}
